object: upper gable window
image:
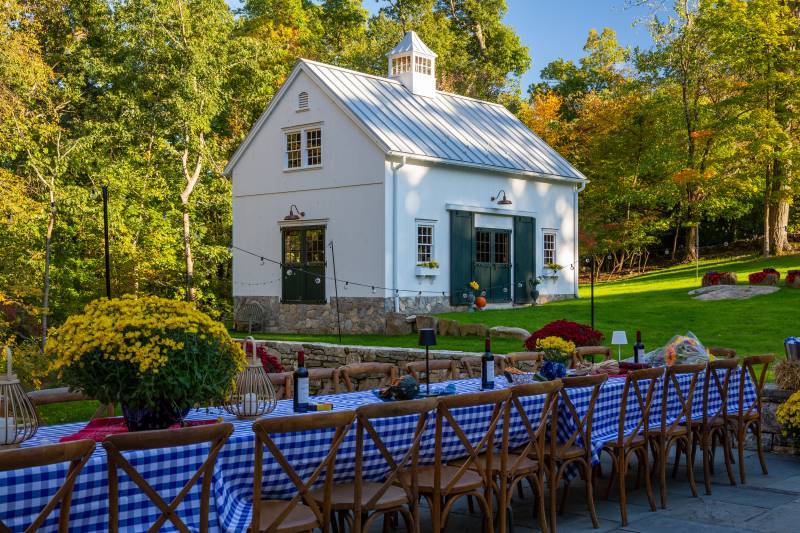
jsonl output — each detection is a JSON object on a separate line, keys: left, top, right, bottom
{"left": 414, "top": 56, "right": 432, "bottom": 75}
{"left": 297, "top": 91, "right": 309, "bottom": 111}
{"left": 392, "top": 55, "right": 411, "bottom": 76}
{"left": 285, "top": 126, "right": 322, "bottom": 170}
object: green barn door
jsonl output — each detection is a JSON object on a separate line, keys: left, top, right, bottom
{"left": 491, "top": 230, "right": 511, "bottom": 302}
{"left": 282, "top": 226, "right": 326, "bottom": 303}
{"left": 449, "top": 211, "right": 474, "bottom": 305}
{"left": 513, "top": 216, "right": 536, "bottom": 303}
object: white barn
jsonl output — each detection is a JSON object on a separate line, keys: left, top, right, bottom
{"left": 225, "top": 32, "right": 587, "bottom": 334}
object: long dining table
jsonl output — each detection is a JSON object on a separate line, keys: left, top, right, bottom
{"left": 0, "top": 370, "right": 756, "bottom": 532}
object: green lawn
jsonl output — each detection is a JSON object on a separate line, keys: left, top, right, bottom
{"left": 244, "top": 253, "right": 800, "bottom": 358}
{"left": 37, "top": 401, "right": 121, "bottom": 426}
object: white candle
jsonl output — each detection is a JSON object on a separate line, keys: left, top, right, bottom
{"left": 0, "top": 417, "right": 19, "bottom": 445}
{"left": 242, "top": 393, "right": 259, "bottom": 416}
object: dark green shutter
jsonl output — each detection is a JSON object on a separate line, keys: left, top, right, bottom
{"left": 513, "top": 216, "right": 536, "bottom": 303}
{"left": 449, "top": 210, "right": 474, "bottom": 305}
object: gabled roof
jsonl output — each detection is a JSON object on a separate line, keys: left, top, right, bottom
{"left": 387, "top": 31, "right": 437, "bottom": 57}
{"left": 224, "top": 59, "right": 586, "bottom": 182}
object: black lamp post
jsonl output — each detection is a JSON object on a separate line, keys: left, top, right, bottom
{"left": 418, "top": 328, "right": 437, "bottom": 395}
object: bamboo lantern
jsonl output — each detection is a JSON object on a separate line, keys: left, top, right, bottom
{"left": 223, "top": 337, "right": 277, "bottom": 419}
{"left": 1, "top": 346, "right": 38, "bottom": 448}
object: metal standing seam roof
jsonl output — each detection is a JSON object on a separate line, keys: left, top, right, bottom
{"left": 302, "top": 60, "right": 585, "bottom": 181}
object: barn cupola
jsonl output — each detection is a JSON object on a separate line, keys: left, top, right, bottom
{"left": 387, "top": 31, "right": 437, "bottom": 98}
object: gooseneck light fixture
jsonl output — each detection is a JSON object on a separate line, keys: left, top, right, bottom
{"left": 284, "top": 205, "right": 305, "bottom": 221}
{"left": 491, "top": 190, "right": 512, "bottom": 206}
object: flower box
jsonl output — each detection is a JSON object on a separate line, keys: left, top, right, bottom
{"left": 415, "top": 266, "right": 440, "bottom": 277}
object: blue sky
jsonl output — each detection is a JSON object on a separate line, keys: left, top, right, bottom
{"left": 228, "top": 1, "right": 663, "bottom": 90}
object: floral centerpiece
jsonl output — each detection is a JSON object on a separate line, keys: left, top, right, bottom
{"left": 535, "top": 336, "right": 575, "bottom": 381}
{"left": 525, "top": 319, "right": 603, "bottom": 351}
{"left": 701, "top": 271, "right": 737, "bottom": 287}
{"left": 47, "top": 295, "right": 246, "bottom": 431}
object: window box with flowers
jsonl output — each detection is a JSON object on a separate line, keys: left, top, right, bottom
{"left": 415, "top": 261, "right": 440, "bottom": 277}
{"left": 542, "top": 263, "right": 563, "bottom": 279}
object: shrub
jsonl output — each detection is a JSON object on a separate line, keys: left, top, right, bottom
{"left": 525, "top": 320, "right": 603, "bottom": 351}
{"left": 786, "top": 271, "right": 800, "bottom": 288}
{"left": 749, "top": 270, "right": 780, "bottom": 286}
{"left": 701, "top": 271, "right": 737, "bottom": 287}
{"left": 240, "top": 342, "right": 285, "bottom": 373}
{"left": 47, "top": 295, "right": 247, "bottom": 409}
{"left": 777, "top": 390, "right": 800, "bottom": 443}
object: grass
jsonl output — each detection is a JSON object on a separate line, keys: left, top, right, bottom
{"left": 37, "top": 400, "right": 119, "bottom": 426}
{"left": 244, "top": 253, "right": 800, "bottom": 358}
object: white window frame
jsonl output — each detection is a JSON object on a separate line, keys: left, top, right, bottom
{"left": 392, "top": 55, "right": 411, "bottom": 76}
{"left": 414, "top": 56, "right": 432, "bottom": 75}
{"left": 415, "top": 220, "right": 436, "bottom": 264}
{"left": 283, "top": 124, "right": 323, "bottom": 171}
{"left": 542, "top": 230, "right": 557, "bottom": 266}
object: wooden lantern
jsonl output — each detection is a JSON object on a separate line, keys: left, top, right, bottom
{"left": 223, "top": 337, "right": 277, "bottom": 419}
{"left": 1, "top": 346, "right": 38, "bottom": 448}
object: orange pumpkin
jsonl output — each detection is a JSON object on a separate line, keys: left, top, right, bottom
{"left": 475, "top": 296, "right": 487, "bottom": 308}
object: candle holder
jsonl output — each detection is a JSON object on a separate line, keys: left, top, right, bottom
{"left": 223, "top": 337, "right": 277, "bottom": 419}
{"left": 1, "top": 346, "right": 38, "bottom": 448}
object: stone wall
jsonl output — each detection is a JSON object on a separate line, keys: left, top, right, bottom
{"left": 749, "top": 384, "right": 798, "bottom": 455}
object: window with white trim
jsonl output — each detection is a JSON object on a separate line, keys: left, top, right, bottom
{"left": 414, "top": 56, "right": 432, "bottom": 75}
{"left": 392, "top": 55, "right": 411, "bottom": 75}
{"left": 543, "top": 231, "right": 557, "bottom": 265}
{"left": 284, "top": 127, "right": 322, "bottom": 170}
{"left": 416, "top": 222, "right": 434, "bottom": 263}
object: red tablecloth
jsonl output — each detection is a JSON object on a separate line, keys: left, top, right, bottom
{"left": 59, "top": 417, "right": 218, "bottom": 443}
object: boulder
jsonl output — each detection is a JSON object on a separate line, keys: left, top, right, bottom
{"left": 385, "top": 312, "right": 412, "bottom": 336}
{"left": 438, "top": 318, "right": 461, "bottom": 337}
{"left": 415, "top": 315, "right": 439, "bottom": 331}
{"left": 489, "top": 326, "right": 531, "bottom": 342}
{"left": 459, "top": 323, "right": 489, "bottom": 337}
{"left": 688, "top": 285, "right": 779, "bottom": 300}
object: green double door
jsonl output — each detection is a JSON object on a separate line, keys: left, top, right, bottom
{"left": 473, "top": 228, "right": 511, "bottom": 303}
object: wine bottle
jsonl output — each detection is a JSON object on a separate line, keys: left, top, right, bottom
{"left": 481, "top": 335, "right": 495, "bottom": 390}
{"left": 293, "top": 349, "right": 310, "bottom": 412}
{"left": 633, "top": 330, "right": 645, "bottom": 363}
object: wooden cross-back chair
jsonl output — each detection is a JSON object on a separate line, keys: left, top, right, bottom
{"left": 422, "top": 389, "right": 511, "bottom": 533}
{"left": 314, "top": 398, "right": 437, "bottom": 533}
{"left": 571, "top": 346, "right": 612, "bottom": 368}
{"left": 708, "top": 346, "right": 737, "bottom": 359}
{"left": 496, "top": 381, "right": 561, "bottom": 533}
{"left": 28, "top": 387, "right": 114, "bottom": 421}
{"left": 308, "top": 367, "right": 340, "bottom": 395}
{"left": 267, "top": 372, "right": 294, "bottom": 400}
{"left": 653, "top": 364, "right": 704, "bottom": 508}
{"left": 600, "top": 367, "right": 661, "bottom": 525}
{"left": 338, "top": 362, "right": 398, "bottom": 392}
{"left": 548, "top": 374, "right": 607, "bottom": 531}
{"left": 498, "top": 352, "right": 542, "bottom": 374}
{"left": 406, "top": 359, "right": 458, "bottom": 383}
{"left": 103, "top": 422, "right": 234, "bottom": 533}
{"left": 678, "top": 358, "right": 739, "bottom": 495}
{"left": 734, "top": 354, "right": 774, "bottom": 484}
{"left": 0, "top": 439, "right": 95, "bottom": 533}
{"left": 251, "top": 411, "right": 355, "bottom": 532}
{"left": 460, "top": 355, "right": 505, "bottom": 379}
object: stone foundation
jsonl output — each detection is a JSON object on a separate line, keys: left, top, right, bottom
{"left": 747, "top": 384, "right": 799, "bottom": 455}
{"left": 233, "top": 295, "right": 454, "bottom": 335}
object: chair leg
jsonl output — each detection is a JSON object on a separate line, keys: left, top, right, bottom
{"left": 685, "top": 437, "right": 698, "bottom": 498}
{"left": 558, "top": 481, "right": 570, "bottom": 516}
{"left": 582, "top": 460, "right": 599, "bottom": 529}
{"left": 737, "top": 427, "right": 747, "bottom": 484}
{"left": 617, "top": 449, "right": 628, "bottom": 527}
{"left": 702, "top": 437, "right": 712, "bottom": 495}
{"left": 467, "top": 495, "right": 475, "bottom": 513}
{"left": 533, "top": 474, "right": 549, "bottom": 533}
{"left": 548, "top": 464, "right": 559, "bottom": 533}
{"left": 755, "top": 422, "right": 768, "bottom": 475}
{"left": 710, "top": 431, "right": 718, "bottom": 475}
{"left": 671, "top": 442, "right": 682, "bottom": 479}
{"left": 640, "top": 446, "right": 656, "bottom": 512}
{"left": 721, "top": 428, "right": 737, "bottom": 486}
{"left": 659, "top": 440, "right": 668, "bottom": 509}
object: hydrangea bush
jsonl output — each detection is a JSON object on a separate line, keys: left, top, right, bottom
{"left": 525, "top": 319, "right": 603, "bottom": 351}
{"left": 47, "top": 295, "right": 246, "bottom": 409}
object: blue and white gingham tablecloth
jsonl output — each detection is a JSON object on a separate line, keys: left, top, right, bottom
{"left": 0, "top": 371, "right": 755, "bottom": 532}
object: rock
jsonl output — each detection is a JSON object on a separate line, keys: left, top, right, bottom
{"left": 688, "top": 285, "right": 779, "bottom": 300}
{"left": 489, "top": 326, "right": 531, "bottom": 341}
{"left": 459, "top": 323, "right": 488, "bottom": 337}
{"left": 438, "top": 318, "right": 461, "bottom": 337}
{"left": 385, "top": 312, "right": 412, "bottom": 336}
{"left": 415, "top": 315, "right": 438, "bottom": 331}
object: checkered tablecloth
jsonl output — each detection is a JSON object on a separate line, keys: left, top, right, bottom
{"left": 0, "top": 372, "right": 755, "bottom": 532}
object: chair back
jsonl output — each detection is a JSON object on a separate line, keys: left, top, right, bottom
{"left": 0, "top": 439, "right": 95, "bottom": 532}
{"left": 406, "top": 359, "right": 458, "bottom": 383}
{"left": 352, "top": 398, "right": 437, "bottom": 526}
{"left": 266, "top": 372, "right": 293, "bottom": 400}
{"left": 702, "top": 359, "right": 739, "bottom": 426}
{"left": 500, "top": 352, "right": 543, "bottom": 373}
{"left": 103, "top": 422, "right": 233, "bottom": 533}
{"left": 251, "top": 411, "right": 355, "bottom": 532}
{"left": 308, "top": 367, "right": 340, "bottom": 395}
{"left": 571, "top": 346, "right": 612, "bottom": 368}
{"left": 28, "top": 387, "right": 114, "bottom": 420}
{"left": 660, "top": 364, "right": 705, "bottom": 435}
{"left": 738, "top": 355, "right": 774, "bottom": 419}
{"left": 338, "top": 362, "right": 398, "bottom": 392}
{"left": 610, "top": 367, "right": 662, "bottom": 448}
{"left": 556, "top": 375, "right": 608, "bottom": 457}
{"left": 708, "top": 347, "right": 737, "bottom": 359}
{"left": 459, "top": 355, "right": 504, "bottom": 379}
{"left": 433, "top": 389, "right": 511, "bottom": 494}
{"left": 504, "top": 381, "right": 561, "bottom": 472}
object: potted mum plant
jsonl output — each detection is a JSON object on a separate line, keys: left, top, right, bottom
{"left": 47, "top": 295, "right": 246, "bottom": 431}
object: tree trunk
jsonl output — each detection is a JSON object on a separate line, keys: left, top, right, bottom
{"left": 182, "top": 207, "right": 195, "bottom": 302}
{"left": 763, "top": 164, "right": 772, "bottom": 257}
{"left": 671, "top": 217, "right": 681, "bottom": 260}
{"left": 41, "top": 195, "right": 55, "bottom": 350}
{"left": 685, "top": 224, "right": 698, "bottom": 262}
{"left": 769, "top": 167, "right": 790, "bottom": 254}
